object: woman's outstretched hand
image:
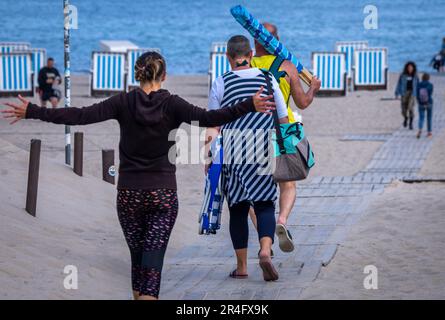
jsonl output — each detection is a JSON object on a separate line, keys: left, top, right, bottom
{"left": 1, "top": 95, "right": 30, "bottom": 124}
{"left": 252, "top": 86, "right": 275, "bottom": 114}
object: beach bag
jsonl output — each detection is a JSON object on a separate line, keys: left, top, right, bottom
{"left": 261, "top": 70, "right": 315, "bottom": 182}
{"left": 419, "top": 87, "right": 429, "bottom": 105}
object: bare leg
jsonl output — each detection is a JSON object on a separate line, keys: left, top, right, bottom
{"left": 277, "top": 181, "right": 296, "bottom": 226}
{"left": 234, "top": 248, "right": 248, "bottom": 275}
{"left": 248, "top": 207, "right": 258, "bottom": 230}
{"left": 259, "top": 236, "right": 273, "bottom": 258}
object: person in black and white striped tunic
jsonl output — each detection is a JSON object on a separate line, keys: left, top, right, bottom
{"left": 206, "top": 35, "right": 288, "bottom": 281}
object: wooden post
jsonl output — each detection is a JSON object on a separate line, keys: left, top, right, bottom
{"left": 102, "top": 149, "right": 115, "bottom": 185}
{"left": 73, "top": 132, "right": 83, "bottom": 176}
{"left": 25, "top": 139, "right": 41, "bottom": 217}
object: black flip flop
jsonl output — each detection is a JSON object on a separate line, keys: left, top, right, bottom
{"left": 229, "top": 269, "right": 248, "bottom": 279}
{"left": 259, "top": 256, "right": 279, "bottom": 281}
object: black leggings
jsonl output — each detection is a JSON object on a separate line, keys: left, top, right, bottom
{"left": 116, "top": 189, "right": 178, "bottom": 298}
{"left": 229, "top": 200, "right": 276, "bottom": 250}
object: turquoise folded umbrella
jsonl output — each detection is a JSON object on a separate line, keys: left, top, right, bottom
{"left": 230, "top": 5, "right": 313, "bottom": 85}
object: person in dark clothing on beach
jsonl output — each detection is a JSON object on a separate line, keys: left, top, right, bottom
{"left": 1, "top": 51, "right": 276, "bottom": 300}
{"left": 395, "top": 61, "right": 419, "bottom": 130}
{"left": 416, "top": 73, "right": 434, "bottom": 139}
{"left": 37, "top": 57, "right": 62, "bottom": 108}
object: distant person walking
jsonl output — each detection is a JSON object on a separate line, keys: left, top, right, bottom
{"left": 1, "top": 52, "right": 275, "bottom": 300}
{"left": 416, "top": 73, "right": 434, "bottom": 138}
{"left": 37, "top": 57, "right": 62, "bottom": 108}
{"left": 431, "top": 38, "right": 445, "bottom": 73}
{"left": 395, "top": 61, "right": 419, "bottom": 130}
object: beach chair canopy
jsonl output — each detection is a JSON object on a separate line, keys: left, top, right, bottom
{"left": 91, "top": 51, "right": 126, "bottom": 95}
{"left": 0, "top": 52, "right": 33, "bottom": 96}
{"left": 126, "top": 48, "right": 161, "bottom": 90}
{"left": 335, "top": 41, "right": 368, "bottom": 78}
{"left": 30, "top": 48, "right": 46, "bottom": 88}
{"left": 209, "top": 42, "right": 231, "bottom": 88}
{"left": 0, "top": 42, "right": 31, "bottom": 54}
{"left": 312, "top": 52, "right": 347, "bottom": 94}
{"left": 353, "top": 48, "right": 388, "bottom": 89}
{"left": 211, "top": 42, "right": 228, "bottom": 53}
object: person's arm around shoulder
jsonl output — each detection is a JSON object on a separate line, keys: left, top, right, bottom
{"left": 2, "top": 92, "right": 124, "bottom": 125}
{"left": 283, "top": 60, "right": 320, "bottom": 110}
{"left": 170, "top": 87, "right": 275, "bottom": 128}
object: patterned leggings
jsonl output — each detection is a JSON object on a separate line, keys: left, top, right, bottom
{"left": 116, "top": 189, "right": 178, "bottom": 298}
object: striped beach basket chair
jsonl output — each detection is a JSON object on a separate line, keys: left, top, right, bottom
{"left": 209, "top": 42, "right": 231, "bottom": 89}
{"left": 126, "top": 48, "right": 161, "bottom": 91}
{"left": 90, "top": 51, "right": 126, "bottom": 96}
{"left": 30, "top": 48, "right": 46, "bottom": 89}
{"left": 353, "top": 48, "right": 388, "bottom": 90}
{"left": 0, "top": 42, "right": 31, "bottom": 54}
{"left": 312, "top": 52, "right": 347, "bottom": 96}
{"left": 0, "top": 52, "right": 34, "bottom": 97}
{"left": 335, "top": 41, "right": 368, "bottom": 80}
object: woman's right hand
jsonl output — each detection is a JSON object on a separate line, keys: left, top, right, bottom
{"left": 252, "top": 87, "right": 276, "bottom": 114}
{"left": 1, "top": 95, "right": 30, "bottom": 124}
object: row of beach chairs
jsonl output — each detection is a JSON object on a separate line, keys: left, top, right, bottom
{"left": 0, "top": 41, "right": 161, "bottom": 97}
{"left": 0, "top": 42, "right": 46, "bottom": 97}
{"left": 90, "top": 47, "right": 160, "bottom": 96}
{"left": 209, "top": 41, "right": 388, "bottom": 96}
{"left": 0, "top": 40, "right": 387, "bottom": 98}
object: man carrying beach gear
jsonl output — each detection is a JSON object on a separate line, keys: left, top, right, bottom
{"left": 249, "top": 22, "right": 321, "bottom": 253}
{"left": 37, "top": 57, "right": 62, "bottom": 108}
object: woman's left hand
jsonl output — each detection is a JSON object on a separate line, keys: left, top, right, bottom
{"left": 1, "top": 95, "right": 30, "bottom": 124}
{"left": 252, "top": 86, "right": 276, "bottom": 114}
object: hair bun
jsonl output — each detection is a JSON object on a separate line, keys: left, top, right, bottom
{"left": 135, "top": 52, "right": 166, "bottom": 83}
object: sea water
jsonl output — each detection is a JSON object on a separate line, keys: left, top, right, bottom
{"left": 0, "top": 0, "right": 444, "bottom": 74}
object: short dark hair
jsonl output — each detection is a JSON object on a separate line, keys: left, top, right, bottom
{"left": 422, "top": 73, "right": 430, "bottom": 81}
{"left": 227, "top": 35, "right": 251, "bottom": 59}
{"left": 47, "top": 57, "right": 54, "bottom": 62}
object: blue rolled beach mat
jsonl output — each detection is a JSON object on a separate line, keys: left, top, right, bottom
{"left": 230, "top": 5, "right": 313, "bottom": 86}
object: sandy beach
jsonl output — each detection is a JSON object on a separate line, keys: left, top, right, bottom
{"left": 0, "top": 72, "right": 444, "bottom": 299}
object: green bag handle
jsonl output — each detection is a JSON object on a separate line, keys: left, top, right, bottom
{"left": 261, "top": 69, "right": 286, "bottom": 155}
{"left": 269, "top": 56, "right": 288, "bottom": 82}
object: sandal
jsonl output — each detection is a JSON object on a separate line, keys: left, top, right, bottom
{"left": 259, "top": 255, "right": 279, "bottom": 281}
{"left": 276, "top": 224, "right": 295, "bottom": 253}
{"left": 229, "top": 269, "right": 248, "bottom": 279}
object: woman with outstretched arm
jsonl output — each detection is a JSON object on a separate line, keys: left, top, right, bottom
{"left": 1, "top": 51, "right": 275, "bottom": 300}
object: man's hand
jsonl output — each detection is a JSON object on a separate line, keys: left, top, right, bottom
{"left": 252, "top": 86, "right": 276, "bottom": 114}
{"left": 310, "top": 75, "right": 321, "bottom": 93}
{"left": 1, "top": 95, "right": 30, "bottom": 124}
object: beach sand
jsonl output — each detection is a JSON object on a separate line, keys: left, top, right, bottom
{"left": 0, "top": 72, "right": 444, "bottom": 299}
{"left": 300, "top": 181, "right": 445, "bottom": 299}
{"left": 301, "top": 86, "right": 445, "bottom": 300}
